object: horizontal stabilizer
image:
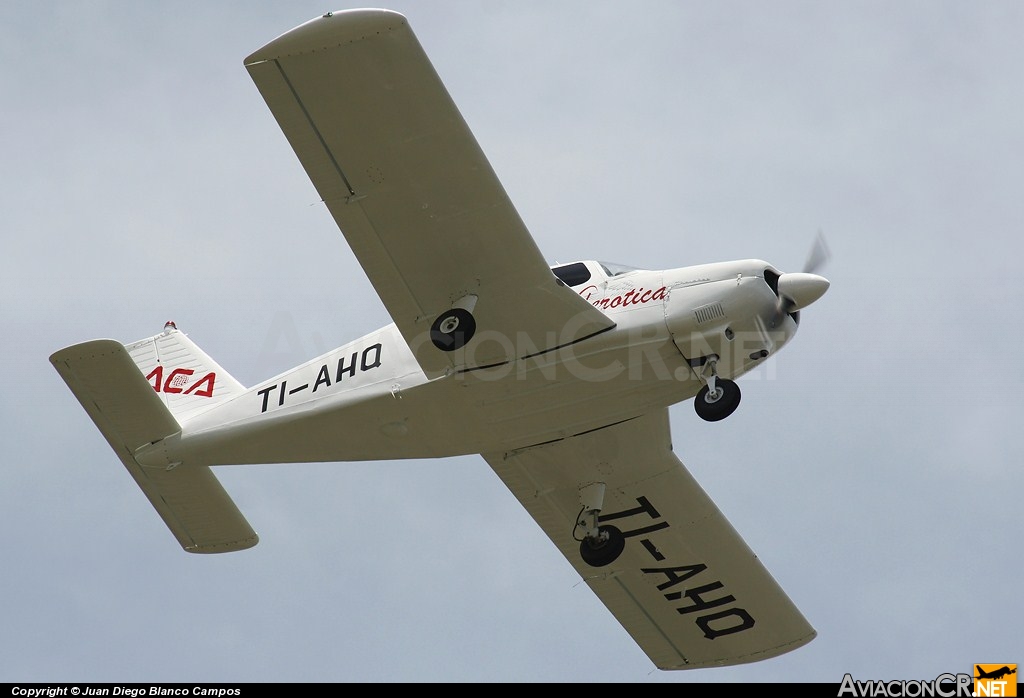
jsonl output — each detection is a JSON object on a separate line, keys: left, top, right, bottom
{"left": 50, "top": 339, "right": 258, "bottom": 553}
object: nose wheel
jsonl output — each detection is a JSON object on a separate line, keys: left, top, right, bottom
{"left": 694, "top": 356, "right": 741, "bottom": 422}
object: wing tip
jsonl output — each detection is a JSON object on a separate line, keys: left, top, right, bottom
{"left": 656, "top": 628, "right": 817, "bottom": 670}
{"left": 49, "top": 338, "right": 126, "bottom": 367}
{"left": 244, "top": 8, "right": 408, "bottom": 65}
{"left": 184, "top": 533, "right": 260, "bottom": 554}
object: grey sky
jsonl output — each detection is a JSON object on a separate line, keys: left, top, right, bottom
{"left": 3, "top": 0, "right": 1021, "bottom": 683}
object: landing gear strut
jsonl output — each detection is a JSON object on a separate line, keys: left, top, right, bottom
{"left": 575, "top": 482, "right": 625, "bottom": 568}
{"left": 694, "top": 355, "right": 741, "bottom": 422}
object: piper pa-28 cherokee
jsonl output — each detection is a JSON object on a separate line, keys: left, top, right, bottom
{"left": 50, "top": 9, "right": 830, "bottom": 671}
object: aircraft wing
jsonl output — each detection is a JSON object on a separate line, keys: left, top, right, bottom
{"left": 482, "top": 410, "right": 815, "bottom": 670}
{"left": 244, "top": 10, "right": 614, "bottom": 378}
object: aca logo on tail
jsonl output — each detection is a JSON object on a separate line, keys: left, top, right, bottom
{"left": 145, "top": 365, "right": 217, "bottom": 398}
{"left": 974, "top": 664, "right": 1017, "bottom": 697}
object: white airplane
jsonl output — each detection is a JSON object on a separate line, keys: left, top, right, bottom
{"left": 50, "top": 9, "right": 830, "bottom": 671}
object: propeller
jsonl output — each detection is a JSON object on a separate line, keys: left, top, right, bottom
{"left": 770, "top": 231, "right": 831, "bottom": 326}
{"left": 802, "top": 230, "right": 831, "bottom": 275}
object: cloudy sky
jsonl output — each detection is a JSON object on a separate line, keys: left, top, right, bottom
{"left": 4, "top": 0, "right": 1021, "bottom": 684}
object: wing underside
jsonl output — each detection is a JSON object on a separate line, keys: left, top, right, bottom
{"left": 244, "top": 10, "right": 613, "bottom": 377}
{"left": 483, "top": 410, "right": 815, "bottom": 669}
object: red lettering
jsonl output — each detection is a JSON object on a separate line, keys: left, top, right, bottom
{"left": 145, "top": 366, "right": 163, "bottom": 392}
{"left": 146, "top": 366, "right": 217, "bottom": 398}
{"left": 183, "top": 372, "right": 216, "bottom": 398}
{"left": 163, "top": 368, "right": 195, "bottom": 393}
{"left": 580, "top": 285, "right": 667, "bottom": 310}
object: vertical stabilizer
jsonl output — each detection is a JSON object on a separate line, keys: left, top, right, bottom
{"left": 126, "top": 321, "right": 246, "bottom": 424}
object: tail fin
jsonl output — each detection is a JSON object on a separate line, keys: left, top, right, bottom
{"left": 50, "top": 327, "right": 258, "bottom": 554}
{"left": 126, "top": 321, "right": 246, "bottom": 424}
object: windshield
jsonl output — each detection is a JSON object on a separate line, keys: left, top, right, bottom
{"left": 598, "top": 261, "right": 643, "bottom": 277}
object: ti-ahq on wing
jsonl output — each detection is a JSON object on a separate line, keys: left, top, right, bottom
{"left": 485, "top": 410, "right": 815, "bottom": 669}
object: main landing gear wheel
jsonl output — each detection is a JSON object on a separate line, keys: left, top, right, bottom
{"left": 694, "top": 378, "right": 741, "bottom": 422}
{"left": 579, "top": 525, "right": 625, "bottom": 568}
{"left": 430, "top": 308, "right": 476, "bottom": 351}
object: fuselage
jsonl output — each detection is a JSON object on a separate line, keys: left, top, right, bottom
{"left": 170, "top": 259, "right": 798, "bottom": 466}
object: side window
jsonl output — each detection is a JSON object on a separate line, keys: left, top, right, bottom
{"left": 552, "top": 262, "right": 592, "bottom": 287}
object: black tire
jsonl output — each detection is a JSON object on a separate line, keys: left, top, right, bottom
{"left": 579, "top": 525, "right": 625, "bottom": 568}
{"left": 694, "top": 378, "right": 741, "bottom": 422}
{"left": 430, "top": 308, "right": 476, "bottom": 351}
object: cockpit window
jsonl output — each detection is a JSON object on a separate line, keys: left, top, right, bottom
{"left": 599, "top": 261, "right": 642, "bottom": 277}
{"left": 552, "top": 262, "right": 592, "bottom": 287}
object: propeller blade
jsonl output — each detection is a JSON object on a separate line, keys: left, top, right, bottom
{"left": 803, "top": 231, "right": 831, "bottom": 274}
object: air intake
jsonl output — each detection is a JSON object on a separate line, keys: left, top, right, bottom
{"left": 694, "top": 302, "right": 725, "bottom": 324}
